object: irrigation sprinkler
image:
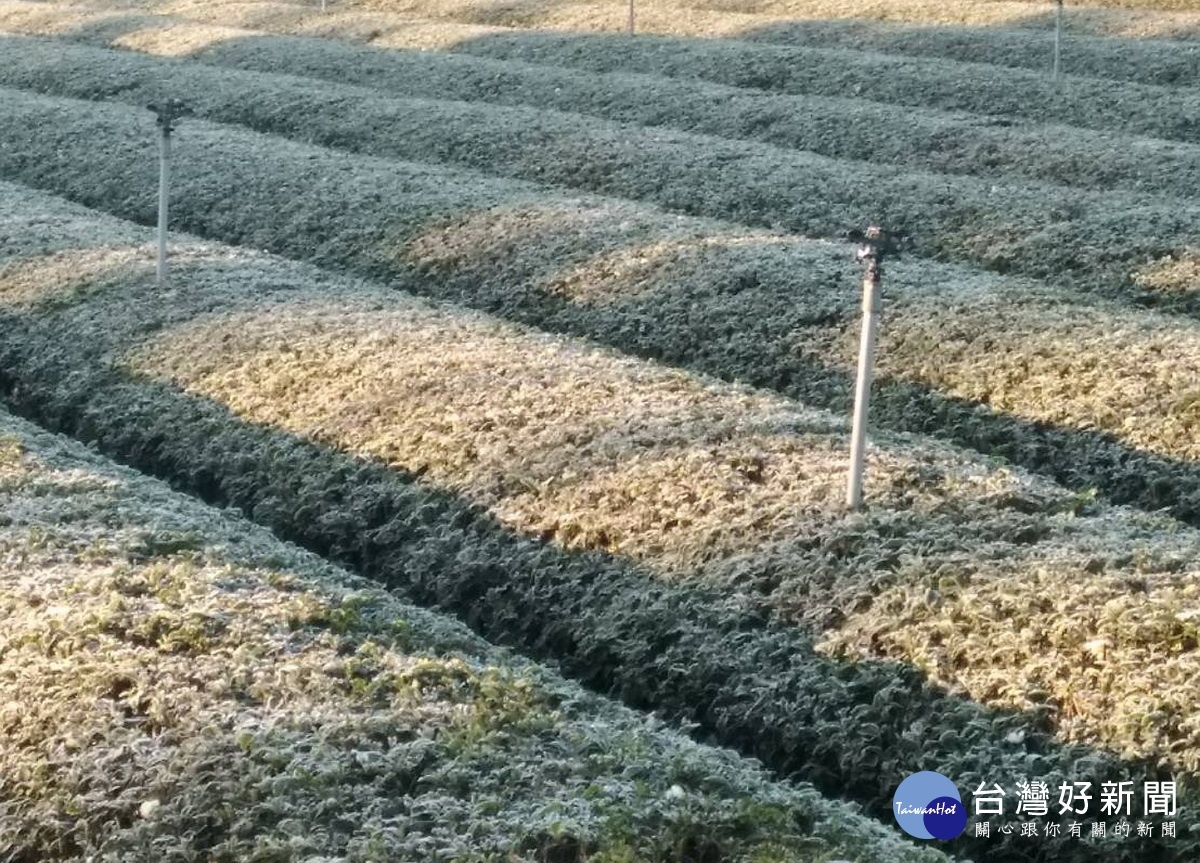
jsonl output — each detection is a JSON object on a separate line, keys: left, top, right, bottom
{"left": 628, "top": 0, "right": 635, "bottom": 36}
{"left": 845, "top": 224, "right": 900, "bottom": 511}
{"left": 148, "top": 99, "right": 190, "bottom": 288}
{"left": 1053, "top": 0, "right": 1064, "bottom": 82}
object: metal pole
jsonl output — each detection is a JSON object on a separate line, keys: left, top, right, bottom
{"left": 628, "top": 0, "right": 635, "bottom": 35}
{"left": 847, "top": 228, "right": 885, "bottom": 511}
{"left": 149, "top": 99, "right": 189, "bottom": 288}
{"left": 157, "top": 124, "right": 170, "bottom": 287}
{"left": 1053, "top": 0, "right": 1063, "bottom": 82}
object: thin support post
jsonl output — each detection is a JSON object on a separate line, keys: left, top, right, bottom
{"left": 847, "top": 225, "right": 890, "bottom": 511}
{"left": 1053, "top": 0, "right": 1064, "bottom": 82}
{"left": 157, "top": 125, "right": 171, "bottom": 287}
{"left": 148, "top": 99, "right": 190, "bottom": 288}
{"left": 846, "top": 271, "right": 880, "bottom": 510}
{"left": 628, "top": 0, "right": 635, "bottom": 35}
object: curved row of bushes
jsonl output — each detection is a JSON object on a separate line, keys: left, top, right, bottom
{"left": 9, "top": 4, "right": 1200, "bottom": 204}
{"left": 24, "top": 30, "right": 1194, "bottom": 302}
{"left": 1, "top": 177, "right": 1194, "bottom": 863}
{"left": 9, "top": 35, "right": 1195, "bottom": 256}
{"left": 448, "top": 30, "right": 1200, "bottom": 146}
{"left": 142, "top": 0, "right": 1200, "bottom": 144}
{"left": 0, "top": 82, "right": 1198, "bottom": 528}
{"left": 342, "top": 0, "right": 1200, "bottom": 40}
{"left": 1, "top": 399, "right": 965, "bottom": 863}
{"left": 745, "top": 18, "right": 1200, "bottom": 87}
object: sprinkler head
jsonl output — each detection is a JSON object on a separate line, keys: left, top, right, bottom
{"left": 148, "top": 99, "right": 192, "bottom": 133}
{"left": 849, "top": 224, "right": 906, "bottom": 262}
{"left": 847, "top": 224, "right": 910, "bottom": 283}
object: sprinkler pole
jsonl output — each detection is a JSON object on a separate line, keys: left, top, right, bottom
{"left": 148, "top": 99, "right": 189, "bottom": 288}
{"left": 156, "top": 122, "right": 171, "bottom": 286}
{"left": 1053, "top": 0, "right": 1064, "bottom": 82}
{"left": 846, "top": 225, "right": 888, "bottom": 511}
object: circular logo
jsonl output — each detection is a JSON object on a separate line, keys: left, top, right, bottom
{"left": 893, "top": 771, "right": 967, "bottom": 840}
